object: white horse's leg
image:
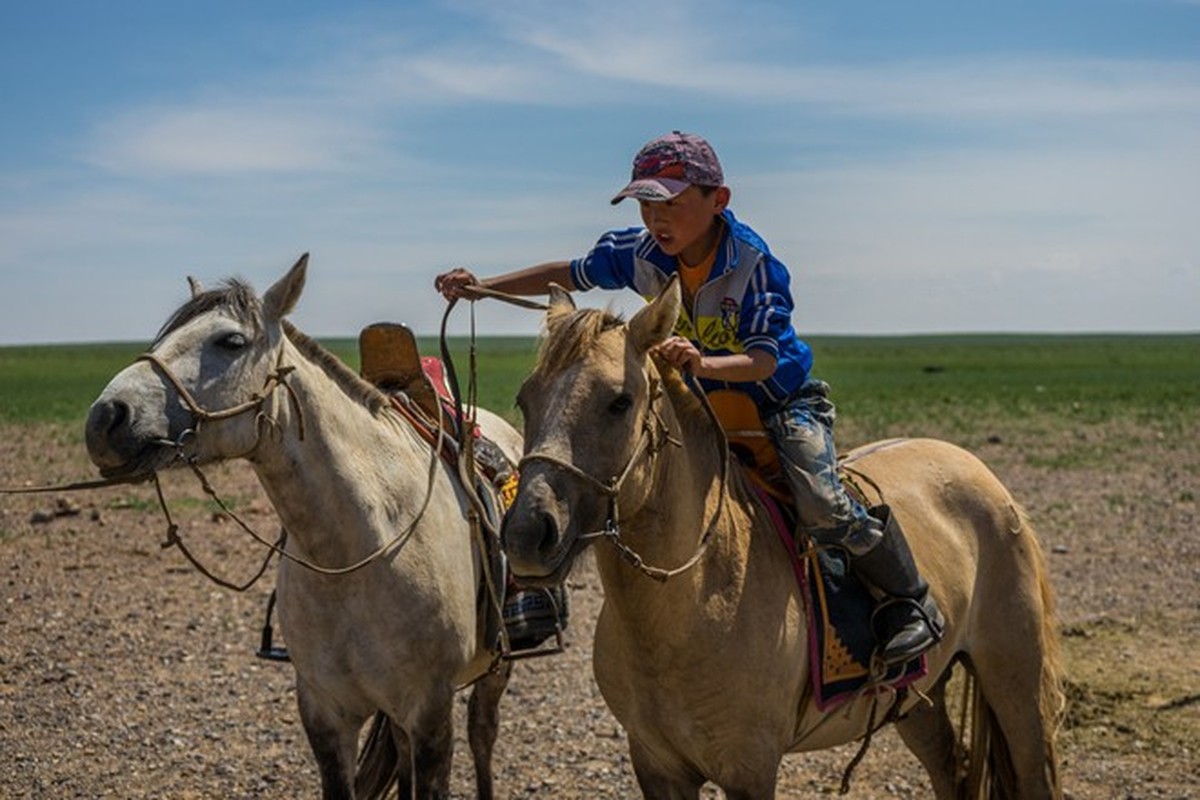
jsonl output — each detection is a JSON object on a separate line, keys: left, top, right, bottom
{"left": 894, "top": 672, "right": 961, "bottom": 799}
{"left": 409, "top": 685, "right": 456, "bottom": 800}
{"left": 628, "top": 737, "right": 704, "bottom": 800}
{"left": 467, "top": 663, "right": 511, "bottom": 800}
{"left": 296, "top": 680, "right": 366, "bottom": 800}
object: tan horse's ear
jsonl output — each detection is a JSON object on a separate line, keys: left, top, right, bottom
{"left": 546, "top": 282, "right": 576, "bottom": 321}
{"left": 629, "top": 275, "right": 681, "bottom": 354}
{"left": 263, "top": 253, "right": 309, "bottom": 323}
{"left": 186, "top": 276, "right": 203, "bottom": 298}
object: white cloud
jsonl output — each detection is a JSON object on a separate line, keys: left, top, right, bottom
{"left": 84, "top": 101, "right": 384, "bottom": 176}
{"left": 77, "top": 0, "right": 1200, "bottom": 181}
{"left": 456, "top": 1, "right": 1200, "bottom": 120}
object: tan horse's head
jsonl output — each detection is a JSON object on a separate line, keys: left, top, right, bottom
{"left": 503, "top": 278, "right": 682, "bottom": 585}
{"left": 84, "top": 255, "right": 309, "bottom": 478}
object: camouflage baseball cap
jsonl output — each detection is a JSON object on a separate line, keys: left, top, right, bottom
{"left": 610, "top": 131, "right": 725, "bottom": 205}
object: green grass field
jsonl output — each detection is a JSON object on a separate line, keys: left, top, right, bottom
{"left": 2, "top": 335, "right": 1196, "bottom": 450}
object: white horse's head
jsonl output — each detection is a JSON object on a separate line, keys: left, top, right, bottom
{"left": 502, "top": 278, "right": 682, "bottom": 584}
{"left": 85, "top": 254, "right": 308, "bottom": 478}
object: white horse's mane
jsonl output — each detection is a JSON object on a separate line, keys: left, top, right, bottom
{"left": 156, "top": 278, "right": 390, "bottom": 416}
{"left": 281, "top": 320, "right": 390, "bottom": 415}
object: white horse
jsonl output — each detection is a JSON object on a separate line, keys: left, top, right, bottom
{"left": 85, "top": 255, "right": 520, "bottom": 799}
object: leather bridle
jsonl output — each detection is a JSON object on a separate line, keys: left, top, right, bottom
{"left": 516, "top": 366, "right": 730, "bottom": 583}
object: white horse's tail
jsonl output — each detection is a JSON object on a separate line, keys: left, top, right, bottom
{"left": 356, "top": 711, "right": 404, "bottom": 799}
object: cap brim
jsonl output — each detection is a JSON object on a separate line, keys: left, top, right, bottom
{"left": 610, "top": 177, "right": 691, "bottom": 205}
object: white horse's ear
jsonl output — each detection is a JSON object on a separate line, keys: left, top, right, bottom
{"left": 629, "top": 275, "right": 681, "bottom": 354}
{"left": 263, "top": 253, "right": 309, "bottom": 322}
{"left": 186, "top": 276, "right": 203, "bottom": 298}
{"left": 546, "top": 282, "right": 576, "bottom": 321}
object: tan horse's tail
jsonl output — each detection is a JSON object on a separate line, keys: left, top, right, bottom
{"left": 963, "top": 509, "right": 1066, "bottom": 798}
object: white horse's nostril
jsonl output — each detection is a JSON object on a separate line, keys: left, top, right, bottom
{"left": 85, "top": 399, "right": 131, "bottom": 465}
{"left": 102, "top": 400, "right": 130, "bottom": 435}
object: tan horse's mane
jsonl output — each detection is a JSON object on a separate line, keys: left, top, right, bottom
{"left": 532, "top": 306, "right": 626, "bottom": 378}
{"left": 155, "top": 278, "right": 389, "bottom": 416}
{"left": 535, "top": 304, "right": 740, "bottom": 490}
{"left": 535, "top": 304, "right": 724, "bottom": 436}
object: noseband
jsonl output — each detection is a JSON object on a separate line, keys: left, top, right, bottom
{"left": 517, "top": 368, "right": 729, "bottom": 583}
{"left": 136, "top": 345, "right": 304, "bottom": 456}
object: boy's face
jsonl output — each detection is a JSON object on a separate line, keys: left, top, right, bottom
{"left": 638, "top": 185, "right": 730, "bottom": 266}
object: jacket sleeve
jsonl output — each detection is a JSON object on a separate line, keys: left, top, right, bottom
{"left": 739, "top": 254, "right": 794, "bottom": 359}
{"left": 570, "top": 227, "right": 644, "bottom": 291}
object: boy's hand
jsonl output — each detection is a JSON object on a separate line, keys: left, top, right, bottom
{"left": 654, "top": 336, "right": 702, "bottom": 374}
{"left": 435, "top": 268, "right": 482, "bottom": 300}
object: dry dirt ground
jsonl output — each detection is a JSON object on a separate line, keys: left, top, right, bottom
{"left": 1, "top": 417, "right": 1196, "bottom": 799}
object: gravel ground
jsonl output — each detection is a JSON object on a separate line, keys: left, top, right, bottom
{"left": 1, "top": 417, "right": 1196, "bottom": 798}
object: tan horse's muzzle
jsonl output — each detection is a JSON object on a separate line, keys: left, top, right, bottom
{"left": 501, "top": 470, "right": 580, "bottom": 585}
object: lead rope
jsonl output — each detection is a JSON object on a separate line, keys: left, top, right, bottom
{"left": 0, "top": 474, "right": 152, "bottom": 495}
{"left": 439, "top": 297, "right": 515, "bottom": 663}
{"left": 152, "top": 472, "right": 281, "bottom": 592}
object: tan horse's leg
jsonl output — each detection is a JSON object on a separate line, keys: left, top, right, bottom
{"left": 968, "top": 647, "right": 1059, "bottom": 797}
{"left": 894, "top": 672, "right": 962, "bottom": 799}
{"left": 628, "top": 737, "right": 704, "bottom": 800}
{"left": 966, "top": 527, "right": 1063, "bottom": 798}
{"left": 628, "top": 736, "right": 783, "bottom": 800}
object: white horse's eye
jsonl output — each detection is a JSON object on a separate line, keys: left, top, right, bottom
{"left": 216, "top": 332, "right": 249, "bottom": 351}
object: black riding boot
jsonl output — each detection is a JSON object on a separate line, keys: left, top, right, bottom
{"left": 852, "top": 505, "right": 945, "bottom": 666}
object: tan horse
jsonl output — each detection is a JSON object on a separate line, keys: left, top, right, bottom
{"left": 501, "top": 280, "right": 1065, "bottom": 799}
{"left": 84, "top": 255, "right": 520, "bottom": 800}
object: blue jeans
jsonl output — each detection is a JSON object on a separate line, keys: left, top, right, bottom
{"left": 763, "top": 379, "right": 880, "bottom": 555}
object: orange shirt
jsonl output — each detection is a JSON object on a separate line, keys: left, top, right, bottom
{"left": 677, "top": 243, "right": 718, "bottom": 311}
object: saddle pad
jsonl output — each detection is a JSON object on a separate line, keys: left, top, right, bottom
{"left": 751, "top": 486, "right": 927, "bottom": 711}
{"left": 420, "top": 356, "right": 454, "bottom": 403}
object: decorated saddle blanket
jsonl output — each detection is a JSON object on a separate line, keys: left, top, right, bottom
{"left": 751, "top": 485, "right": 927, "bottom": 712}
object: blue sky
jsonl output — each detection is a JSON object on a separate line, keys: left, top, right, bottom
{"left": 1, "top": 0, "right": 1198, "bottom": 344}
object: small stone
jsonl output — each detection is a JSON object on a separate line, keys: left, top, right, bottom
{"left": 54, "top": 498, "right": 82, "bottom": 517}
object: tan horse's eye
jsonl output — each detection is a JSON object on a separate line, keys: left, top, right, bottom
{"left": 608, "top": 394, "right": 633, "bottom": 415}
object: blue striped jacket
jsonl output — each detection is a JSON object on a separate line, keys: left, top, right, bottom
{"left": 570, "top": 209, "right": 813, "bottom": 412}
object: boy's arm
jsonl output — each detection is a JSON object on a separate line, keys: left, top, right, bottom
{"left": 656, "top": 336, "right": 777, "bottom": 382}
{"left": 696, "top": 349, "right": 777, "bottom": 382}
{"left": 436, "top": 261, "right": 577, "bottom": 300}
